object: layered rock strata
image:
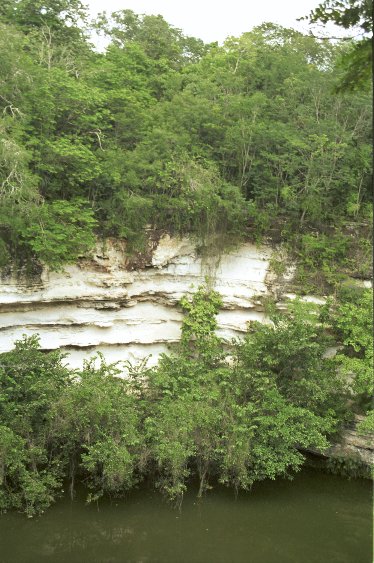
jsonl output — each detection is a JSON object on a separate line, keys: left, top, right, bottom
{"left": 1, "top": 235, "right": 372, "bottom": 466}
{"left": 0, "top": 236, "right": 276, "bottom": 368}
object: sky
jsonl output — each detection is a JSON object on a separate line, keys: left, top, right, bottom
{"left": 85, "top": 0, "right": 347, "bottom": 44}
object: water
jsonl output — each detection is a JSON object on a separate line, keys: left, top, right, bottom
{"left": 0, "top": 470, "right": 372, "bottom": 563}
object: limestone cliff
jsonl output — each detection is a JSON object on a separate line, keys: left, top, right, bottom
{"left": 1, "top": 235, "right": 372, "bottom": 466}
{"left": 0, "top": 236, "right": 284, "bottom": 367}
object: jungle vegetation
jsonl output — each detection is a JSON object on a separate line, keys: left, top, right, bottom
{"left": 0, "top": 286, "right": 372, "bottom": 516}
{"left": 0, "top": 1, "right": 372, "bottom": 517}
{"left": 0, "top": 0, "right": 372, "bottom": 287}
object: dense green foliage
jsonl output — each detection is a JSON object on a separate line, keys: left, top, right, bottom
{"left": 0, "top": 1, "right": 371, "bottom": 517}
{"left": 2, "top": 286, "right": 371, "bottom": 516}
{"left": 322, "top": 288, "right": 373, "bottom": 431}
{"left": 144, "top": 292, "right": 344, "bottom": 503}
{"left": 0, "top": 1, "right": 371, "bottom": 272}
{"left": 304, "top": 0, "right": 372, "bottom": 91}
{"left": 0, "top": 336, "right": 71, "bottom": 515}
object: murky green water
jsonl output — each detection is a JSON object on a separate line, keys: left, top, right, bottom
{"left": 0, "top": 470, "right": 372, "bottom": 563}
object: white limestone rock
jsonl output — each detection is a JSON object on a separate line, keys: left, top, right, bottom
{"left": 151, "top": 235, "right": 195, "bottom": 268}
{"left": 2, "top": 235, "right": 369, "bottom": 371}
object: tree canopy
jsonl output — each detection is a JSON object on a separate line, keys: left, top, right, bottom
{"left": 0, "top": 4, "right": 371, "bottom": 277}
{"left": 303, "top": 0, "right": 372, "bottom": 90}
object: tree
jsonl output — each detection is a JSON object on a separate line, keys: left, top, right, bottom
{"left": 0, "top": 289, "right": 369, "bottom": 515}
{"left": 22, "top": 199, "right": 97, "bottom": 270}
{"left": 304, "top": 0, "right": 372, "bottom": 90}
{"left": 0, "top": 336, "right": 71, "bottom": 516}
{"left": 144, "top": 288, "right": 340, "bottom": 504}
{"left": 95, "top": 9, "right": 207, "bottom": 69}
{"left": 307, "top": 0, "right": 372, "bottom": 33}
{"left": 0, "top": 10, "right": 370, "bottom": 282}
{"left": 0, "top": 0, "right": 87, "bottom": 29}
{"left": 51, "top": 355, "right": 144, "bottom": 502}
{"left": 326, "top": 289, "right": 373, "bottom": 402}
{"left": 237, "top": 300, "right": 347, "bottom": 416}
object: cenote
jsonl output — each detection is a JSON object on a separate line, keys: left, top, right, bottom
{"left": 0, "top": 469, "right": 372, "bottom": 563}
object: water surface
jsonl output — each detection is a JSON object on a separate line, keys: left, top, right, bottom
{"left": 0, "top": 470, "right": 372, "bottom": 563}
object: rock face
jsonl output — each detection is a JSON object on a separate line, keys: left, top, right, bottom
{"left": 0, "top": 236, "right": 276, "bottom": 368}
{"left": 326, "top": 416, "right": 374, "bottom": 466}
{"left": 1, "top": 235, "right": 372, "bottom": 467}
{"left": 306, "top": 416, "right": 374, "bottom": 468}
